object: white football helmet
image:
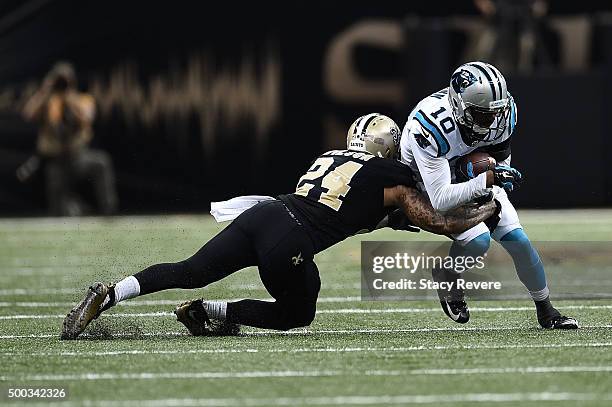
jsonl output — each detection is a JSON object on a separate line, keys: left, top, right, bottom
{"left": 346, "top": 113, "right": 400, "bottom": 159}
{"left": 448, "top": 61, "right": 511, "bottom": 145}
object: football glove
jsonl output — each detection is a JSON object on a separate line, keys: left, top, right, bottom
{"left": 484, "top": 199, "right": 502, "bottom": 232}
{"left": 473, "top": 190, "right": 494, "bottom": 204}
{"left": 455, "top": 161, "right": 478, "bottom": 182}
{"left": 494, "top": 165, "right": 522, "bottom": 192}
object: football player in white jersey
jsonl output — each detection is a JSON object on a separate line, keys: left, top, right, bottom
{"left": 400, "top": 61, "right": 578, "bottom": 329}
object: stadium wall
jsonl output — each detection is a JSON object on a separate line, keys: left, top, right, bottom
{"left": 0, "top": 1, "right": 610, "bottom": 214}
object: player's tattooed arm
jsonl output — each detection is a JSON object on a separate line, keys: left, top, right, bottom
{"left": 384, "top": 185, "right": 498, "bottom": 235}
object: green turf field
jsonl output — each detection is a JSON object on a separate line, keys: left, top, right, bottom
{"left": 1, "top": 210, "right": 611, "bottom": 406}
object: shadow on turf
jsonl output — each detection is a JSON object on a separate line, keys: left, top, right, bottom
{"left": 76, "top": 319, "right": 158, "bottom": 341}
{"left": 71, "top": 319, "right": 309, "bottom": 341}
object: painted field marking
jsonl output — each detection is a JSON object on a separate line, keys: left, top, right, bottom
{"left": 1, "top": 304, "right": 612, "bottom": 319}
{"left": 0, "top": 288, "right": 80, "bottom": 295}
{"left": 2, "top": 392, "right": 611, "bottom": 407}
{"left": 1, "top": 342, "right": 611, "bottom": 358}
{"left": 1, "top": 325, "right": 612, "bottom": 340}
{"left": 2, "top": 366, "right": 612, "bottom": 382}
{"left": 0, "top": 296, "right": 364, "bottom": 306}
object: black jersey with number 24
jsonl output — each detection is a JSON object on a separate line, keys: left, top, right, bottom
{"left": 278, "top": 150, "right": 416, "bottom": 252}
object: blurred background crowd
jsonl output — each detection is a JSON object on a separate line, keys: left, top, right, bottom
{"left": 0, "top": 0, "right": 610, "bottom": 216}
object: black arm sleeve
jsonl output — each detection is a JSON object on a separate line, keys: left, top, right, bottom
{"left": 366, "top": 158, "right": 417, "bottom": 188}
{"left": 478, "top": 137, "right": 512, "bottom": 163}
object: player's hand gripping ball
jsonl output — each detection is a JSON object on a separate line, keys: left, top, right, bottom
{"left": 455, "top": 152, "right": 496, "bottom": 182}
{"left": 456, "top": 151, "right": 523, "bottom": 192}
{"left": 493, "top": 165, "right": 523, "bottom": 192}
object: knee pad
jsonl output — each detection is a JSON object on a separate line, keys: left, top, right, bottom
{"left": 453, "top": 232, "right": 491, "bottom": 257}
{"left": 276, "top": 299, "right": 317, "bottom": 330}
{"left": 500, "top": 228, "right": 529, "bottom": 243}
{"left": 294, "top": 302, "right": 317, "bottom": 327}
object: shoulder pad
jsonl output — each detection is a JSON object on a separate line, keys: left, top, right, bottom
{"left": 410, "top": 123, "right": 440, "bottom": 158}
{"left": 412, "top": 110, "right": 450, "bottom": 157}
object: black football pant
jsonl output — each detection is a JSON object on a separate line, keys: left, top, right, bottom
{"left": 133, "top": 200, "right": 321, "bottom": 330}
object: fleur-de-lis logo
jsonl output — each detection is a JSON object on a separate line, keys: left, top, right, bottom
{"left": 292, "top": 253, "right": 303, "bottom": 266}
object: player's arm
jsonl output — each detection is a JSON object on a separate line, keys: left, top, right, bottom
{"left": 478, "top": 136, "right": 512, "bottom": 166}
{"left": 22, "top": 77, "right": 55, "bottom": 121}
{"left": 383, "top": 185, "right": 498, "bottom": 235}
{"left": 409, "top": 130, "right": 493, "bottom": 212}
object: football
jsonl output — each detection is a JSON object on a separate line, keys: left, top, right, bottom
{"left": 455, "top": 151, "right": 496, "bottom": 181}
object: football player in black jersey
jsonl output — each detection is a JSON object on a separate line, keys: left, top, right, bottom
{"left": 61, "top": 114, "right": 499, "bottom": 339}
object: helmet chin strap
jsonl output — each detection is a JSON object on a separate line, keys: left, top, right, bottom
{"left": 458, "top": 123, "right": 487, "bottom": 146}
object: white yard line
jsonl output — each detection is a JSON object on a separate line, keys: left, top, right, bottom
{"left": 235, "top": 325, "right": 612, "bottom": 336}
{"left": 2, "top": 366, "right": 612, "bottom": 382}
{"left": 317, "top": 305, "right": 612, "bottom": 313}
{"left": 0, "top": 288, "right": 80, "bottom": 295}
{"left": 2, "top": 342, "right": 612, "bottom": 358}
{"left": 1, "top": 304, "right": 612, "bottom": 319}
{"left": 0, "top": 301, "right": 181, "bottom": 307}
{"left": 407, "top": 366, "right": 612, "bottom": 375}
{"left": 229, "top": 283, "right": 362, "bottom": 290}
{"left": 0, "top": 371, "right": 336, "bottom": 381}
{"left": 0, "top": 289, "right": 364, "bottom": 302}
{"left": 1, "top": 325, "right": 612, "bottom": 340}
{"left": 0, "top": 312, "right": 175, "bottom": 319}
{"left": 0, "top": 332, "right": 186, "bottom": 339}
{"left": 0, "top": 297, "right": 362, "bottom": 306}
{"left": 2, "top": 392, "right": 611, "bottom": 407}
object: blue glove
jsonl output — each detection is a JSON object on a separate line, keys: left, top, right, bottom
{"left": 494, "top": 165, "right": 522, "bottom": 192}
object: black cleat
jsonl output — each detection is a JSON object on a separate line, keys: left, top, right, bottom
{"left": 95, "top": 283, "right": 116, "bottom": 318}
{"left": 61, "top": 282, "right": 109, "bottom": 340}
{"left": 432, "top": 267, "right": 470, "bottom": 324}
{"left": 440, "top": 299, "right": 470, "bottom": 324}
{"left": 540, "top": 314, "right": 579, "bottom": 330}
{"left": 174, "top": 299, "right": 240, "bottom": 336}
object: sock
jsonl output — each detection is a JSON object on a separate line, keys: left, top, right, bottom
{"left": 112, "top": 276, "right": 141, "bottom": 305}
{"left": 226, "top": 299, "right": 317, "bottom": 331}
{"left": 529, "top": 286, "right": 550, "bottom": 302}
{"left": 433, "top": 233, "right": 490, "bottom": 301}
{"left": 204, "top": 301, "right": 227, "bottom": 320}
{"left": 500, "top": 228, "right": 548, "bottom": 301}
{"left": 447, "top": 232, "right": 491, "bottom": 275}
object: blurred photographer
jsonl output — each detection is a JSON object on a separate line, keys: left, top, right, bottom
{"left": 470, "top": 0, "right": 559, "bottom": 73}
{"left": 21, "top": 62, "right": 117, "bottom": 216}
